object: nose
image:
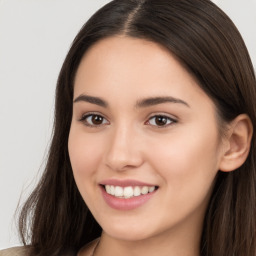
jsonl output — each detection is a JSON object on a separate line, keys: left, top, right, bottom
{"left": 104, "top": 125, "right": 144, "bottom": 172}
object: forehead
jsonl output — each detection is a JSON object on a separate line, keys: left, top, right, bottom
{"left": 74, "top": 36, "right": 212, "bottom": 109}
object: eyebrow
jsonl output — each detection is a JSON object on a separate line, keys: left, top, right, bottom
{"left": 73, "top": 94, "right": 108, "bottom": 108}
{"left": 73, "top": 94, "right": 190, "bottom": 108}
{"left": 135, "top": 96, "right": 190, "bottom": 108}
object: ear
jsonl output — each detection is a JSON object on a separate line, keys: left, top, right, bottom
{"left": 219, "top": 114, "right": 253, "bottom": 172}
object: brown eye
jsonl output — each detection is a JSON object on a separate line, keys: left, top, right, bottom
{"left": 81, "top": 114, "right": 109, "bottom": 126}
{"left": 91, "top": 115, "right": 104, "bottom": 125}
{"left": 147, "top": 115, "right": 176, "bottom": 127}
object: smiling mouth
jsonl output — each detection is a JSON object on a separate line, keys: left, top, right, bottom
{"left": 102, "top": 185, "right": 159, "bottom": 199}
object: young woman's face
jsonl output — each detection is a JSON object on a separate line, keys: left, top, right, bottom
{"left": 69, "top": 36, "right": 225, "bottom": 243}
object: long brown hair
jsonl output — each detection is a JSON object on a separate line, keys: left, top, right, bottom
{"left": 19, "top": 0, "right": 256, "bottom": 255}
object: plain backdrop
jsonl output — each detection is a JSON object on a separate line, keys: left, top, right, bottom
{"left": 0, "top": 0, "right": 255, "bottom": 249}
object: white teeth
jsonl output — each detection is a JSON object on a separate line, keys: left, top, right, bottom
{"left": 141, "top": 186, "right": 149, "bottom": 194}
{"left": 114, "top": 186, "right": 124, "bottom": 197}
{"left": 104, "top": 185, "right": 157, "bottom": 198}
{"left": 106, "top": 185, "right": 111, "bottom": 194}
{"left": 134, "top": 186, "right": 141, "bottom": 196}
{"left": 149, "top": 186, "right": 155, "bottom": 193}
{"left": 110, "top": 185, "right": 115, "bottom": 195}
{"left": 124, "top": 186, "right": 133, "bottom": 198}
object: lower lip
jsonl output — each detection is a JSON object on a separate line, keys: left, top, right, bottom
{"left": 100, "top": 186, "right": 157, "bottom": 210}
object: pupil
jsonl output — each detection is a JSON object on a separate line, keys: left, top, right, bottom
{"left": 92, "top": 115, "right": 103, "bottom": 125}
{"left": 156, "top": 116, "right": 167, "bottom": 126}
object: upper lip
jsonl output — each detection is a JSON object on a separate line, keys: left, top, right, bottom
{"left": 100, "top": 179, "right": 157, "bottom": 187}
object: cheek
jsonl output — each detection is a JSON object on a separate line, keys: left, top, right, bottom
{"left": 147, "top": 126, "right": 220, "bottom": 200}
{"left": 68, "top": 126, "right": 104, "bottom": 187}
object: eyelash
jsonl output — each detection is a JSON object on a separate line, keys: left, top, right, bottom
{"left": 145, "top": 115, "right": 177, "bottom": 128}
{"left": 79, "top": 113, "right": 109, "bottom": 127}
{"left": 79, "top": 113, "right": 177, "bottom": 128}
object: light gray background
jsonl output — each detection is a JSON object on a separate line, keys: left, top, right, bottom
{"left": 0, "top": 0, "right": 255, "bottom": 249}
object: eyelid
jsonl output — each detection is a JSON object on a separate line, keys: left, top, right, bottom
{"left": 78, "top": 112, "right": 110, "bottom": 127}
{"left": 145, "top": 113, "right": 177, "bottom": 128}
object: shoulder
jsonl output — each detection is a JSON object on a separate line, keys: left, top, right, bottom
{"left": 0, "top": 246, "right": 30, "bottom": 256}
{"left": 0, "top": 247, "right": 76, "bottom": 256}
{"left": 77, "top": 238, "right": 100, "bottom": 256}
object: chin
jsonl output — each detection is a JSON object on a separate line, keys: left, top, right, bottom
{"left": 100, "top": 218, "right": 161, "bottom": 242}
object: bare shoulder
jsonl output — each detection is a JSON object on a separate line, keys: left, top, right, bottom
{"left": 0, "top": 246, "right": 30, "bottom": 256}
{"left": 77, "top": 238, "right": 100, "bottom": 256}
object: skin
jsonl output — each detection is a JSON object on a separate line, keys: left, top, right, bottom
{"left": 68, "top": 36, "right": 228, "bottom": 256}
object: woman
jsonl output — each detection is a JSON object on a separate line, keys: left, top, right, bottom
{"left": 1, "top": 0, "right": 255, "bottom": 255}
